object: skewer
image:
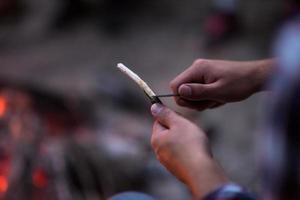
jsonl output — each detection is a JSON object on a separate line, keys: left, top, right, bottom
{"left": 155, "top": 94, "right": 180, "bottom": 98}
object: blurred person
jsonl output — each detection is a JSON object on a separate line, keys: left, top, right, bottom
{"left": 148, "top": 16, "right": 300, "bottom": 200}
{"left": 203, "top": 0, "right": 239, "bottom": 47}
{"left": 285, "top": 0, "right": 300, "bottom": 19}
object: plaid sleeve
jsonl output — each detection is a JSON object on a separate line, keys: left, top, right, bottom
{"left": 203, "top": 183, "right": 256, "bottom": 200}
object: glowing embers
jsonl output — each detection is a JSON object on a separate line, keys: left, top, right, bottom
{"left": 0, "top": 97, "right": 7, "bottom": 118}
{"left": 0, "top": 176, "right": 8, "bottom": 195}
{"left": 32, "top": 168, "right": 48, "bottom": 189}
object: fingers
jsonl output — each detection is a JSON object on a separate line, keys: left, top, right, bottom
{"left": 151, "top": 120, "right": 167, "bottom": 148}
{"left": 170, "top": 60, "right": 223, "bottom": 109}
{"left": 153, "top": 120, "right": 167, "bottom": 133}
{"left": 178, "top": 83, "right": 221, "bottom": 101}
{"left": 176, "top": 98, "right": 224, "bottom": 111}
{"left": 210, "top": 102, "right": 224, "bottom": 108}
{"left": 151, "top": 104, "right": 181, "bottom": 128}
{"left": 170, "top": 59, "right": 207, "bottom": 92}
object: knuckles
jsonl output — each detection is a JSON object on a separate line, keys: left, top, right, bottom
{"left": 151, "top": 135, "right": 175, "bottom": 156}
{"left": 150, "top": 135, "right": 160, "bottom": 149}
{"left": 193, "top": 59, "right": 208, "bottom": 66}
{"left": 169, "top": 79, "right": 178, "bottom": 92}
{"left": 161, "top": 108, "right": 172, "bottom": 119}
{"left": 193, "top": 59, "right": 211, "bottom": 73}
{"left": 169, "top": 59, "right": 209, "bottom": 92}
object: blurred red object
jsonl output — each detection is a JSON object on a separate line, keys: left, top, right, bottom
{"left": 0, "top": 97, "right": 7, "bottom": 118}
{"left": 32, "top": 168, "right": 48, "bottom": 189}
{"left": 0, "top": 176, "right": 8, "bottom": 195}
{"left": 203, "top": 12, "right": 238, "bottom": 48}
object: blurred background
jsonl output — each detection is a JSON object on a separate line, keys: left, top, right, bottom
{"left": 0, "top": 0, "right": 299, "bottom": 199}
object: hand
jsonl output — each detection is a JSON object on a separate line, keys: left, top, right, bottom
{"left": 170, "top": 59, "right": 275, "bottom": 111}
{"left": 150, "top": 104, "right": 228, "bottom": 199}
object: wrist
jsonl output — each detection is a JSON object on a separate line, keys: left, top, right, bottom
{"left": 251, "top": 59, "right": 276, "bottom": 93}
{"left": 185, "top": 154, "right": 228, "bottom": 200}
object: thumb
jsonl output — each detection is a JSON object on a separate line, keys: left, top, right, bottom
{"left": 178, "top": 83, "right": 219, "bottom": 100}
{"left": 151, "top": 104, "right": 180, "bottom": 128}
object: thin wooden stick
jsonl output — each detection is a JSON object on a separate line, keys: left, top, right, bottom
{"left": 117, "top": 63, "right": 162, "bottom": 104}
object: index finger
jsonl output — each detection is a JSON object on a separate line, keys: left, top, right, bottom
{"left": 153, "top": 120, "right": 168, "bottom": 136}
{"left": 170, "top": 60, "right": 207, "bottom": 93}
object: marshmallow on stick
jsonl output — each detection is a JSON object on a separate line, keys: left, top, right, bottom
{"left": 117, "top": 63, "right": 162, "bottom": 104}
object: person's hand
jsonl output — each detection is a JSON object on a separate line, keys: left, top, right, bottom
{"left": 150, "top": 103, "right": 228, "bottom": 199}
{"left": 170, "top": 59, "right": 275, "bottom": 111}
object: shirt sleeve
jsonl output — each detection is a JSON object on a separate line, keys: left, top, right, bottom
{"left": 203, "top": 183, "right": 256, "bottom": 200}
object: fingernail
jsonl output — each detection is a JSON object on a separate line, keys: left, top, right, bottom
{"left": 179, "top": 85, "right": 192, "bottom": 97}
{"left": 151, "top": 103, "right": 164, "bottom": 116}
